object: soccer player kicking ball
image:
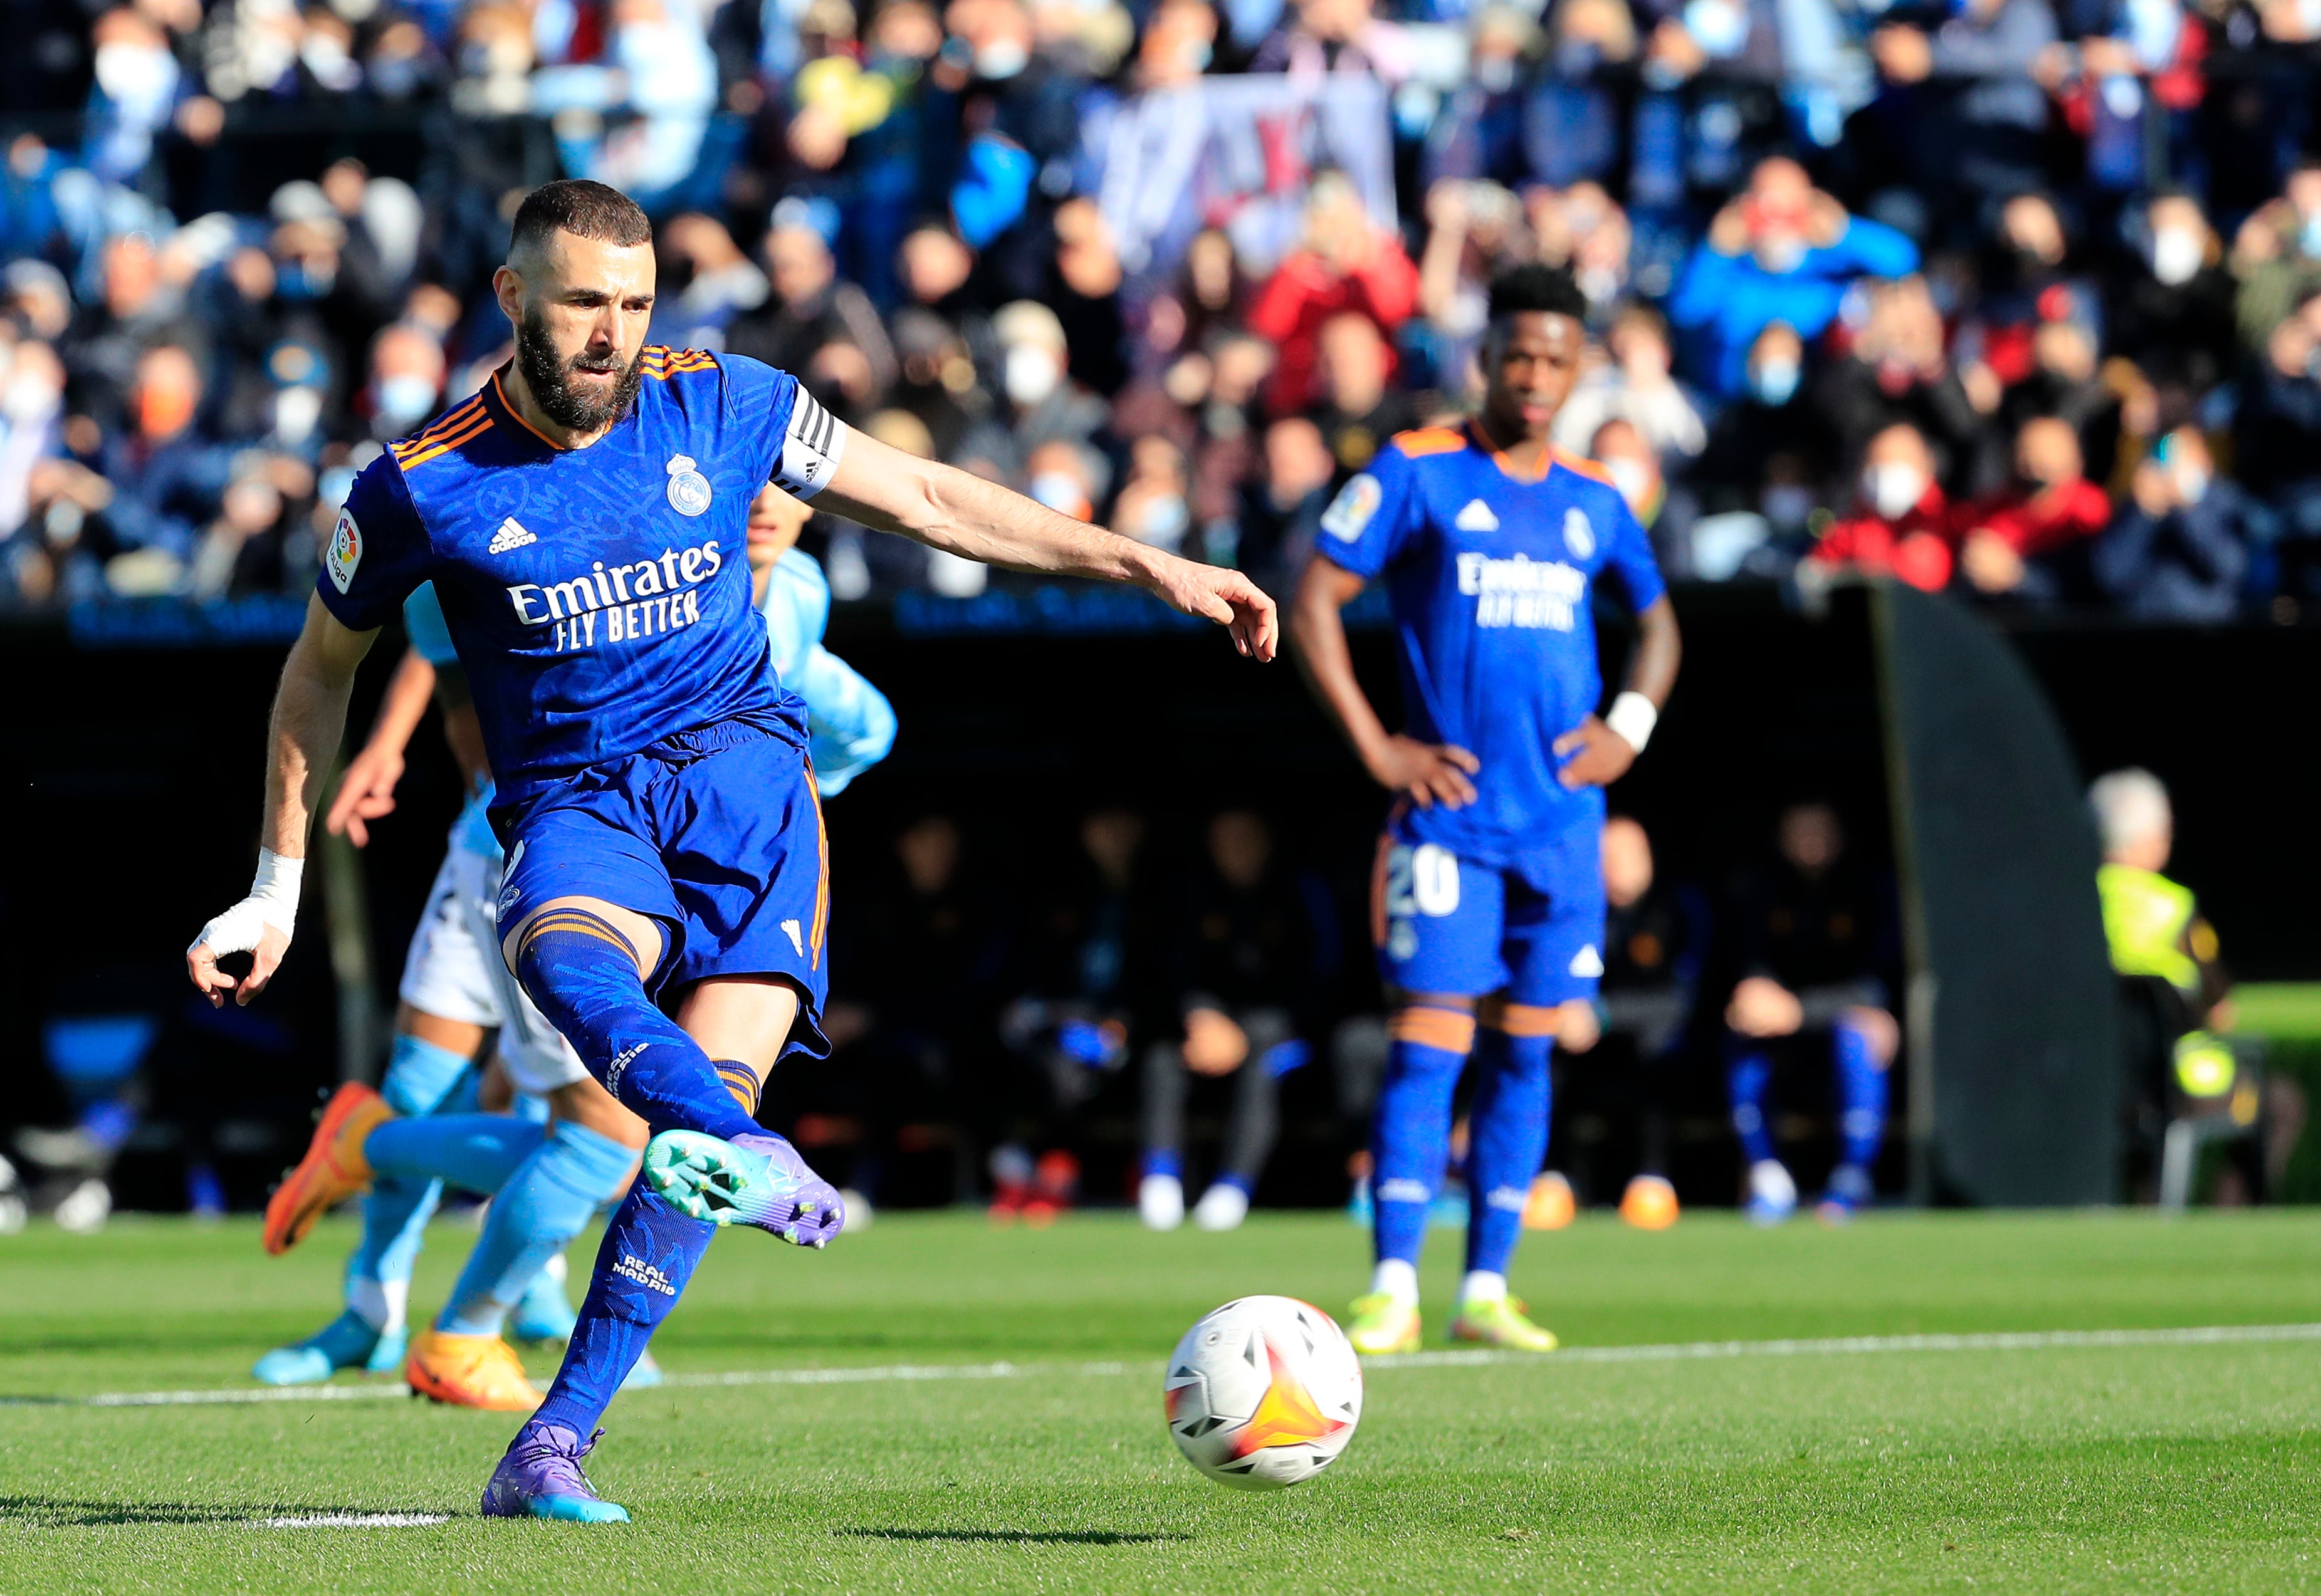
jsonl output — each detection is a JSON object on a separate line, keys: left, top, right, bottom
{"left": 1289, "top": 264, "right": 1680, "bottom": 1355}
{"left": 187, "top": 179, "right": 1274, "bottom": 1523}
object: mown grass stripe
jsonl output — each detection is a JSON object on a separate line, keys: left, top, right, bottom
{"left": 12, "top": 1322, "right": 2318, "bottom": 1410}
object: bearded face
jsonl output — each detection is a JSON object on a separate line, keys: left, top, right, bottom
{"left": 515, "top": 304, "right": 645, "bottom": 432}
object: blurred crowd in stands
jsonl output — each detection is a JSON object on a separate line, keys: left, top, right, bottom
{"left": 13, "top": 0, "right": 2321, "bottom": 615}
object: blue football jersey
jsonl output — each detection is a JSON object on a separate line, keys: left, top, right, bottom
{"left": 319, "top": 348, "right": 846, "bottom": 808}
{"left": 1315, "top": 424, "right": 1666, "bottom": 872}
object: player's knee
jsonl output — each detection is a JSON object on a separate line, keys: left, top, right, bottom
{"left": 1838, "top": 1006, "right": 1900, "bottom": 1067}
{"left": 1477, "top": 996, "right": 1563, "bottom": 1040}
{"left": 1387, "top": 1002, "right": 1477, "bottom": 1060}
{"left": 503, "top": 896, "right": 659, "bottom": 983}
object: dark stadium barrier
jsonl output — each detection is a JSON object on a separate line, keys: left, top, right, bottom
{"left": 1872, "top": 584, "right": 2120, "bottom": 1206}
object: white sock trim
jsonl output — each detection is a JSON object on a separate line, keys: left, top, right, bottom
{"left": 347, "top": 1276, "right": 407, "bottom": 1335}
{"left": 1371, "top": 1258, "right": 1418, "bottom": 1307}
{"left": 1460, "top": 1270, "right": 1507, "bottom": 1307}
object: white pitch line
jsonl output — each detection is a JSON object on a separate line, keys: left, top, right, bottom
{"left": 17, "top": 1323, "right": 2318, "bottom": 1410}
{"left": 253, "top": 1513, "right": 450, "bottom": 1529}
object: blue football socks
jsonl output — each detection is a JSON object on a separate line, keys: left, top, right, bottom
{"left": 366, "top": 1114, "right": 546, "bottom": 1196}
{"left": 532, "top": 1184, "right": 716, "bottom": 1437}
{"left": 1833, "top": 1016, "right": 1890, "bottom": 1172}
{"left": 379, "top": 1032, "right": 474, "bottom": 1117}
{"left": 1727, "top": 1045, "right": 1776, "bottom": 1166}
{"left": 512, "top": 908, "right": 763, "bottom": 1142}
{"left": 437, "top": 1121, "right": 639, "bottom": 1338}
{"left": 1370, "top": 1007, "right": 1477, "bottom": 1269}
{"left": 1464, "top": 1020, "right": 1553, "bottom": 1280}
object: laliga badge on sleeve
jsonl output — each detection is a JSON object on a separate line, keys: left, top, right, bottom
{"left": 666, "top": 455, "right": 713, "bottom": 517}
{"left": 327, "top": 506, "right": 362, "bottom": 593}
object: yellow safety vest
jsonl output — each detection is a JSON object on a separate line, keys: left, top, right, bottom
{"left": 2097, "top": 863, "right": 2199, "bottom": 993}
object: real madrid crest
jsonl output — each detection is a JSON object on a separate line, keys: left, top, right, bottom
{"left": 1563, "top": 506, "right": 1595, "bottom": 560}
{"left": 666, "top": 454, "right": 713, "bottom": 517}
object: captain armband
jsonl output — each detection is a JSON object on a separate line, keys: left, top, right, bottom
{"left": 773, "top": 390, "right": 847, "bottom": 499}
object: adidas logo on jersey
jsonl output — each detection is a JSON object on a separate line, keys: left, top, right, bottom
{"left": 488, "top": 517, "right": 537, "bottom": 554}
{"left": 1455, "top": 499, "right": 1499, "bottom": 531}
{"left": 1569, "top": 944, "right": 1605, "bottom": 978}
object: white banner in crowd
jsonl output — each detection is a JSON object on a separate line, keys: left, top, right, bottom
{"left": 1088, "top": 74, "right": 1398, "bottom": 284}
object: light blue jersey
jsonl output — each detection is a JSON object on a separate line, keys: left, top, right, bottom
{"left": 757, "top": 548, "right": 896, "bottom": 796}
{"left": 402, "top": 583, "right": 501, "bottom": 860}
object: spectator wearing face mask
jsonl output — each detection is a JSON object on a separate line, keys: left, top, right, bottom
{"left": 1592, "top": 417, "right": 1700, "bottom": 575}
{"left": 1813, "top": 274, "right": 2004, "bottom": 499}
{"left": 1667, "top": 157, "right": 1920, "bottom": 400}
{"left": 1693, "top": 321, "right": 1834, "bottom": 514}
{"left": 1553, "top": 303, "right": 1705, "bottom": 462}
{"left": 2111, "top": 192, "right": 2239, "bottom": 395}
{"left": 954, "top": 300, "right": 1108, "bottom": 482}
{"left": 2093, "top": 426, "right": 2266, "bottom": 619}
{"left": 1810, "top": 421, "right": 1954, "bottom": 591}
{"left": 362, "top": 322, "right": 446, "bottom": 441}
{"left": 1111, "top": 434, "right": 1193, "bottom": 555}
{"left": 1956, "top": 415, "right": 2113, "bottom": 603}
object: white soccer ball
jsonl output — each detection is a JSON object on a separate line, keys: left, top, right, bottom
{"left": 1163, "top": 1295, "right": 1363, "bottom": 1489}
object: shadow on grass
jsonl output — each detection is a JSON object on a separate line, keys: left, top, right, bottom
{"left": 0, "top": 1495, "right": 418, "bottom": 1528}
{"left": 838, "top": 1528, "right": 1190, "bottom": 1546}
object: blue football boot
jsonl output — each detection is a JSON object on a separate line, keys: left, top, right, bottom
{"left": 251, "top": 1311, "right": 405, "bottom": 1386}
{"left": 510, "top": 1262, "right": 580, "bottom": 1346}
{"left": 481, "top": 1421, "right": 629, "bottom": 1523}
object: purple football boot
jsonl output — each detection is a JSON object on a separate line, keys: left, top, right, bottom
{"left": 641, "top": 1130, "right": 846, "bottom": 1247}
{"left": 480, "top": 1421, "right": 631, "bottom": 1523}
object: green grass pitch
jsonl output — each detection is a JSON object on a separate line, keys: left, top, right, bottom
{"left": 4, "top": 1208, "right": 2320, "bottom": 1593}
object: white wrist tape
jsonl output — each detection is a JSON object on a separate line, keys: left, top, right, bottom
{"left": 190, "top": 849, "right": 304, "bottom": 956}
{"left": 1605, "top": 691, "right": 1659, "bottom": 754}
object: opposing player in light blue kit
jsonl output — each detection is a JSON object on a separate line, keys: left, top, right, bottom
{"left": 1289, "top": 264, "right": 1680, "bottom": 1356}
{"left": 187, "top": 179, "right": 1273, "bottom": 1522}
{"left": 251, "top": 484, "right": 895, "bottom": 1406}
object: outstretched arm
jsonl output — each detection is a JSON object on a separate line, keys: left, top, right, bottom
{"left": 324, "top": 644, "right": 436, "bottom": 847}
{"left": 812, "top": 426, "right": 1277, "bottom": 660}
{"left": 1288, "top": 555, "right": 1479, "bottom": 809}
{"left": 187, "top": 595, "right": 379, "bottom": 1006}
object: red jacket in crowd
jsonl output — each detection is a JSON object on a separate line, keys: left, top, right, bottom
{"left": 1958, "top": 478, "right": 2112, "bottom": 558}
{"left": 1247, "top": 243, "right": 1420, "bottom": 415}
{"left": 1810, "top": 482, "right": 1956, "bottom": 591}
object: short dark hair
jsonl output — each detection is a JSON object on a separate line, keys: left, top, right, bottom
{"left": 509, "top": 180, "right": 652, "bottom": 263}
{"left": 1487, "top": 263, "right": 1590, "bottom": 325}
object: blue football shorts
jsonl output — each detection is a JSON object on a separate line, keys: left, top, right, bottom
{"left": 1370, "top": 822, "right": 1604, "bottom": 1008}
{"left": 494, "top": 711, "right": 832, "bottom": 1060}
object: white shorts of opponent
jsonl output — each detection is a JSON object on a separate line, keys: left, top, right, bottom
{"left": 397, "top": 833, "right": 588, "bottom": 1096}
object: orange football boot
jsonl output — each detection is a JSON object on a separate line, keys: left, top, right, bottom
{"left": 263, "top": 1082, "right": 395, "bottom": 1255}
{"left": 405, "top": 1328, "right": 542, "bottom": 1412}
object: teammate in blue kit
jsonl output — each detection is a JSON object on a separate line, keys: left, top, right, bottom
{"left": 186, "top": 179, "right": 1273, "bottom": 1523}
{"left": 1289, "top": 264, "right": 1681, "bottom": 1355}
